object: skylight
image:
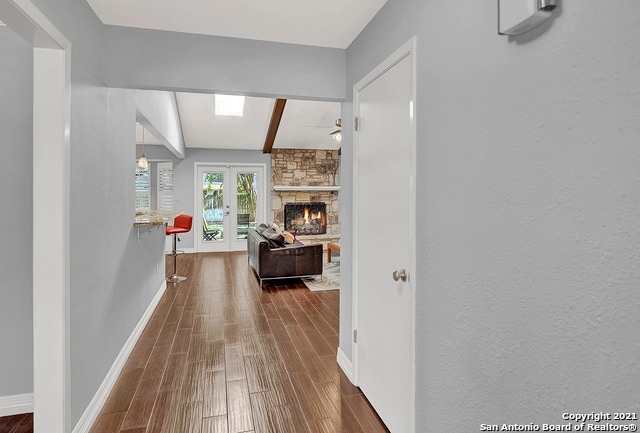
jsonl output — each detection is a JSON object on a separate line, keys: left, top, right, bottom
{"left": 215, "top": 94, "right": 245, "bottom": 117}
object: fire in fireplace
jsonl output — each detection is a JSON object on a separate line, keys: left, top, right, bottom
{"left": 284, "top": 202, "right": 327, "bottom": 235}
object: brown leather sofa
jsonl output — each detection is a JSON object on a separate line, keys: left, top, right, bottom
{"left": 247, "top": 227, "right": 323, "bottom": 287}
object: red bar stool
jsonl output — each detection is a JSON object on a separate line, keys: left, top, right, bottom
{"left": 166, "top": 214, "right": 193, "bottom": 283}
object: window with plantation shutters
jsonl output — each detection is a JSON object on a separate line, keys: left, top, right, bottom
{"left": 157, "top": 162, "right": 173, "bottom": 211}
{"left": 135, "top": 166, "right": 150, "bottom": 211}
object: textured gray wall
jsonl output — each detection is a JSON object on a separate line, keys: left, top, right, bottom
{"left": 0, "top": 27, "right": 34, "bottom": 399}
{"left": 104, "top": 26, "right": 347, "bottom": 102}
{"left": 70, "top": 78, "right": 167, "bottom": 425}
{"left": 345, "top": 0, "right": 640, "bottom": 431}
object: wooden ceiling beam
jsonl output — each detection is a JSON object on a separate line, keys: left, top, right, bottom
{"left": 263, "top": 98, "right": 287, "bottom": 154}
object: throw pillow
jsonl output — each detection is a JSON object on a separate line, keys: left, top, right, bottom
{"left": 282, "top": 231, "right": 295, "bottom": 244}
{"left": 262, "top": 228, "right": 285, "bottom": 246}
{"left": 271, "top": 222, "right": 282, "bottom": 234}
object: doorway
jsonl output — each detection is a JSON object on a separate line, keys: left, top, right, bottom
{"left": 353, "top": 38, "right": 417, "bottom": 433}
{"left": 195, "top": 163, "right": 266, "bottom": 252}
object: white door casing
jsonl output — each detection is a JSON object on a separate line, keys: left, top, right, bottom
{"left": 353, "top": 38, "right": 417, "bottom": 433}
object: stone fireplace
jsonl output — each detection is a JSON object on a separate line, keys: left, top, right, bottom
{"left": 271, "top": 149, "right": 340, "bottom": 248}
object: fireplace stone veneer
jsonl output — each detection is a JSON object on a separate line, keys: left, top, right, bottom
{"left": 271, "top": 149, "right": 340, "bottom": 249}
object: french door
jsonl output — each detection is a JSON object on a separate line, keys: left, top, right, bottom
{"left": 195, "top": 164, "right": 265, "bottom": 252}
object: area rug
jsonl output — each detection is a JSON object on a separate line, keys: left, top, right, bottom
{"left": 302, "top": 261, "right": 340, "bottom": 291}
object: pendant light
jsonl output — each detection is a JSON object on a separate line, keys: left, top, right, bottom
{"left": 137, "top": 124, "right": 148, "bottom": 170}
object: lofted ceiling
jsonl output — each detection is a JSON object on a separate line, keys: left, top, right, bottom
{"left": 91, "top": 0, "right": 388, "bottom": 152}
{"left": 173, "top": 94, "right": 342, "bottom": 151}
{"left": 136, "top": 96, "right": 342, "bottom": 151}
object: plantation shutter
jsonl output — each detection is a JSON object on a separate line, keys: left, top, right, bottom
{"left": 135, "top": 166, "right": 150, "bottom": 211}
{"left": 157, "top": 162, "right": 173, "bottom": 211}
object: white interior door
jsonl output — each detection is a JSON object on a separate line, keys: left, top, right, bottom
{"left": 353, "top": 39, "right": 416, "bottom": 433}
{"left": 196, "top": 164, "right": 265, "bottom": 252}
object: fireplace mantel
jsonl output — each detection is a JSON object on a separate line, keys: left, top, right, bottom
{"left": 273, "top": 185, "right": 340, "bottom": 192}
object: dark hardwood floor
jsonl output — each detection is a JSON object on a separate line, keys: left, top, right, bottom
{"left": 0, "top": 413, "right": 32, "bottom": 433}
{"left": 86, "top": 251, "right": 389, "bottom": 433}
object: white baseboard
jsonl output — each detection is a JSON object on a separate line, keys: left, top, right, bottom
{"left": 72, "top": 280, "right": 167, "bottom": 433}
{"left": 165, "top": 247, "right": 195, "bottom": 254}
{"left": 0, "top": 393, "right": 33, "bottom": 417}
{"left": 337, "top": 347, "right": 356, "bottom": 385}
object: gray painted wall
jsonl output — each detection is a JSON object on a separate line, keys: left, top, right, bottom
{"left": 142, "top": 145, "right": 272, "bottom": 250}
{"left": 0, "top": 27, "right": 33, "bottom": 399}
{"left": 104, "top": 26, "right": 347, "bottom": 102}
{"left": 345, "top": 0, "right": 640, "bottom": 431}
{"left": 70, "top": 77, "right": 167, "bottom": 425}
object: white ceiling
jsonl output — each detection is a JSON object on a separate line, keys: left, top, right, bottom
{"left": 86, "top": 0, "right": 387, "bottom": 49}
{"left": 97, "top": 1, "right": 385, "bottom": 152}
{"left": 175, "top": 93, "right": 273, "bottom": 150}
{"left": 275, "top": 99, "right": 341, "bottom": 150}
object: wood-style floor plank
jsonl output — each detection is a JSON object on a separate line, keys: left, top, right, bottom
{"left": 226, "top": 380, "right": 253, "bottom": 433}
{"left": 201, "top": 415, "right": 228, "bottom": 433}
{"left": 89, "top": 412, "right": 126, "bottom": 433}
{"left": 83, "top": 251, "right": 388, "bottom": 433}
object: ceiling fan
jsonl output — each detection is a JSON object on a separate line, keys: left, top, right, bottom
{"left": 329, "top": 118, "right": 342, "bottom": 143}
{"left": 304, "top": 117, "right": 342, "bottom": 143}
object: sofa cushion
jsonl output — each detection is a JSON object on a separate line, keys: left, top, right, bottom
{"left": 262, "top": 228, "right": 285, "bottom": 247}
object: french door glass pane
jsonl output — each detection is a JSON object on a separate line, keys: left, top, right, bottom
{"left": 236, "top": 172, "right": 258, "bottom": 239}
{"left": 203, "top": 171, "right": 224, "bottom": 241}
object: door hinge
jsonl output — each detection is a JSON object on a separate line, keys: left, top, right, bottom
{"left": 353, "top": 329, "right": 358, "bottom": 343}
{"left": 354, "top": 116, "right": 359, "bottom": 131}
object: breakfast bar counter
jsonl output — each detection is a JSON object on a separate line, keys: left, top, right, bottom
{"left": 134, "top": 210, "right": 181, "bottom": 227}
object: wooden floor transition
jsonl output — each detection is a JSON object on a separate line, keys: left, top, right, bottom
{"left": 86, "top": 251, "right": 389, "bottom": 433}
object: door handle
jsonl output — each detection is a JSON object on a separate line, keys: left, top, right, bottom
{"left": 392, "top": 269, "right": 408, "bottom": 282}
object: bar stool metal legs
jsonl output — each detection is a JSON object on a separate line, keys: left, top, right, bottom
{"left": 167, "top": 233, "right": 187, "bottom": 283}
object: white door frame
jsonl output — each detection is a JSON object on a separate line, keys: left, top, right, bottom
{"left": 194, "top": 162, "right": 266, "bottom": 252}
{"left": 352, "top": 37, "right": 417, "bottom": 432}
{"left": 0, "top": 0, "right": 71, "bottom": 431}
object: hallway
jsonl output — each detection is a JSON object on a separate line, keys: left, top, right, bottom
{"left": 89, "top": 251, "right": 388, "bottom": 433}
